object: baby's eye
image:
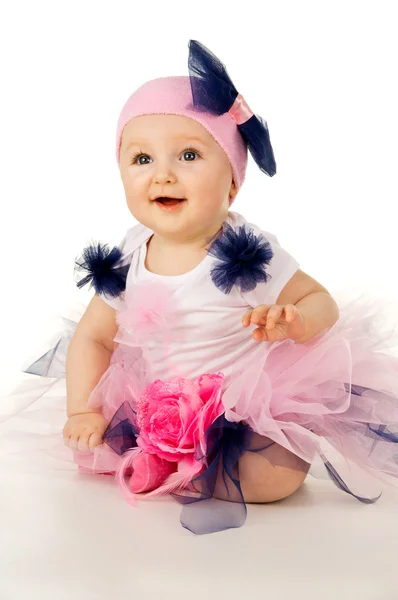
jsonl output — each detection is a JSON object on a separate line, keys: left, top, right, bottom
{"left": 181, "top": 149, "right": 200, "bottom": 161}
{"left": 133, "top": 154, "right": 152, "bottom": 165}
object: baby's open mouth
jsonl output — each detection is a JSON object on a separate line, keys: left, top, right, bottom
{"left": 155, "top": 197, "right": 186, "bottom": 206}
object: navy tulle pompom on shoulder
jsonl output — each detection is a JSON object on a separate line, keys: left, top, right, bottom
{"left": 207, "top": 223, "right": 274, "bottom": 294}
{"left": 74, "top": 242, "right": 130, "bottom": 298}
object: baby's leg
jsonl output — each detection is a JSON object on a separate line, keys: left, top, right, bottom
{"left": 212, "top": 438, "right": 310, "bottom": 504}
{"left": 239, "top": 444, "right": 311, "bottom": 503}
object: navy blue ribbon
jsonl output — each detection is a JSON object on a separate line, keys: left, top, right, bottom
{"left": 102, "top": 401, "right": 139, "bottom": 456}
{"left": 188, "top": 39, "right": 276, "bottom": 177}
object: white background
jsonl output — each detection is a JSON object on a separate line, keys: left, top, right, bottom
{"left": 1, "top": 4, "right": 398, "bottom": 599}
{"left": 0, "top": 1, "right": 397, "bottom": 376}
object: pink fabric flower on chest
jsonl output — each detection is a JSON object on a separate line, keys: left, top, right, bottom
{"left": 136, "top": 373, "right": 225, "bottom": 465}
{"left": 116, "top": 282, "right": 175, "bottom": 344}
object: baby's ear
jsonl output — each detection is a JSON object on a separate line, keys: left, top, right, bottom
{"left": 229, "top": 179, "right": 238, "bottom": 201}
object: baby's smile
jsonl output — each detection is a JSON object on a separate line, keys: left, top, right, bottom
{"left": 153, "top": 196, "right": 187, "bottom": 212}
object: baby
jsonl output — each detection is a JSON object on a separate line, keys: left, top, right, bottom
{"left": 56, "top": 40, "right": 398, "bottom": 536}
{"left": 63, "top": 41, "right": 340, "bottom": 511}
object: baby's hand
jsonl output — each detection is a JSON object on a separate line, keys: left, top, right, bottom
{"left": 242, "top": 303, "right": 306, "bottom": 343}
{"left": 63, "top": 412, "right": 109, "bottom": 453}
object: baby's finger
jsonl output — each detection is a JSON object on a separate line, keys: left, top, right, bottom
{"left": 77, "top": 432, "right": 91, "bottom": 453}
{"left": 67, "top": 433, "right": 79, "bottom": 451}
{"left": 88, "top": 431, "right": 103, "bottom": 451}
{"left": 284, "top": 304, "right": 298, "bottom": 322}
{"left": 249, "top": 304, "right": 270, "bottom": 325}
{"left": 252, "top": 327, "right": 268, "bottom": 342}
{"left": 242, "top": 309, "right": 253, "bottom": 327}
{"left": 62, "top": 422, "right": 71, "bottom": 440}
{"left": 265, "top": 305, "right": 284, "bottom": 329}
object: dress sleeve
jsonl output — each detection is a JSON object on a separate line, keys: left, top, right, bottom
{"left": 241, "top": 230, "right": 300, "bottom": 308}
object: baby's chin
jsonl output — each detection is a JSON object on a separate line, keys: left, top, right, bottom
{"left": 129, "top": 203, "right": 191, "bottom": 237}
{"left": 127, "top": 200, "right": 228, "bottom": 244}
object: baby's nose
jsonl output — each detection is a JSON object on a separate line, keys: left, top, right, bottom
{"left": 153, "top": 163, "right": 177, "bottom": 184}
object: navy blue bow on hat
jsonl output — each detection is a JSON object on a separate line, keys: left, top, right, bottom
{"left": 188, "top": 40, "right": 276, "bottom": 177}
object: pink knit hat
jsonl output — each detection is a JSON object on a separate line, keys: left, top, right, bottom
{"left": 115, "top": 40, "right": 276, "bottom": 193}
{"left": 115, "top": 76, "right": 248, "bottom": 189}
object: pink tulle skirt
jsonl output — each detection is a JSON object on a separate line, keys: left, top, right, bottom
{"left": 2, "top": 291, "right": 398, "bottom": 533}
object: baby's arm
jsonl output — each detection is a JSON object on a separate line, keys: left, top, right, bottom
{"left": 63, "top": 295, "right": 118, "bottom": 452}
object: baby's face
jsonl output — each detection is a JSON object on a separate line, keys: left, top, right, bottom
{"left": 118, "top": 114, "right": 237, "bottom": 243}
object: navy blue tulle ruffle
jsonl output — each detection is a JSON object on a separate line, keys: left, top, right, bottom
{"left": 188, "top": 39, "right": 276, "bottom": 177}
{"left": 207, "top": 222, "right": 274, "bottom": 294}
{"left": 321, "top": 455, "right": 382, "bottom": 504}
{"left": 103, "top": 401, "right": 139, "bottom": 456}
{"left": 368, "top": 425, "right": 398, "bottom": 443}
{"left": 172, "top": 415, "right": 276, "bottom": 534}
{"left": 74, "top": 242, "right": 130, "bottom": 298}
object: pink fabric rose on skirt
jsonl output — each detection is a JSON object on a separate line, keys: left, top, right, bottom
{"left": 135, "top": 373, "right": 225, "bottom": 495}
